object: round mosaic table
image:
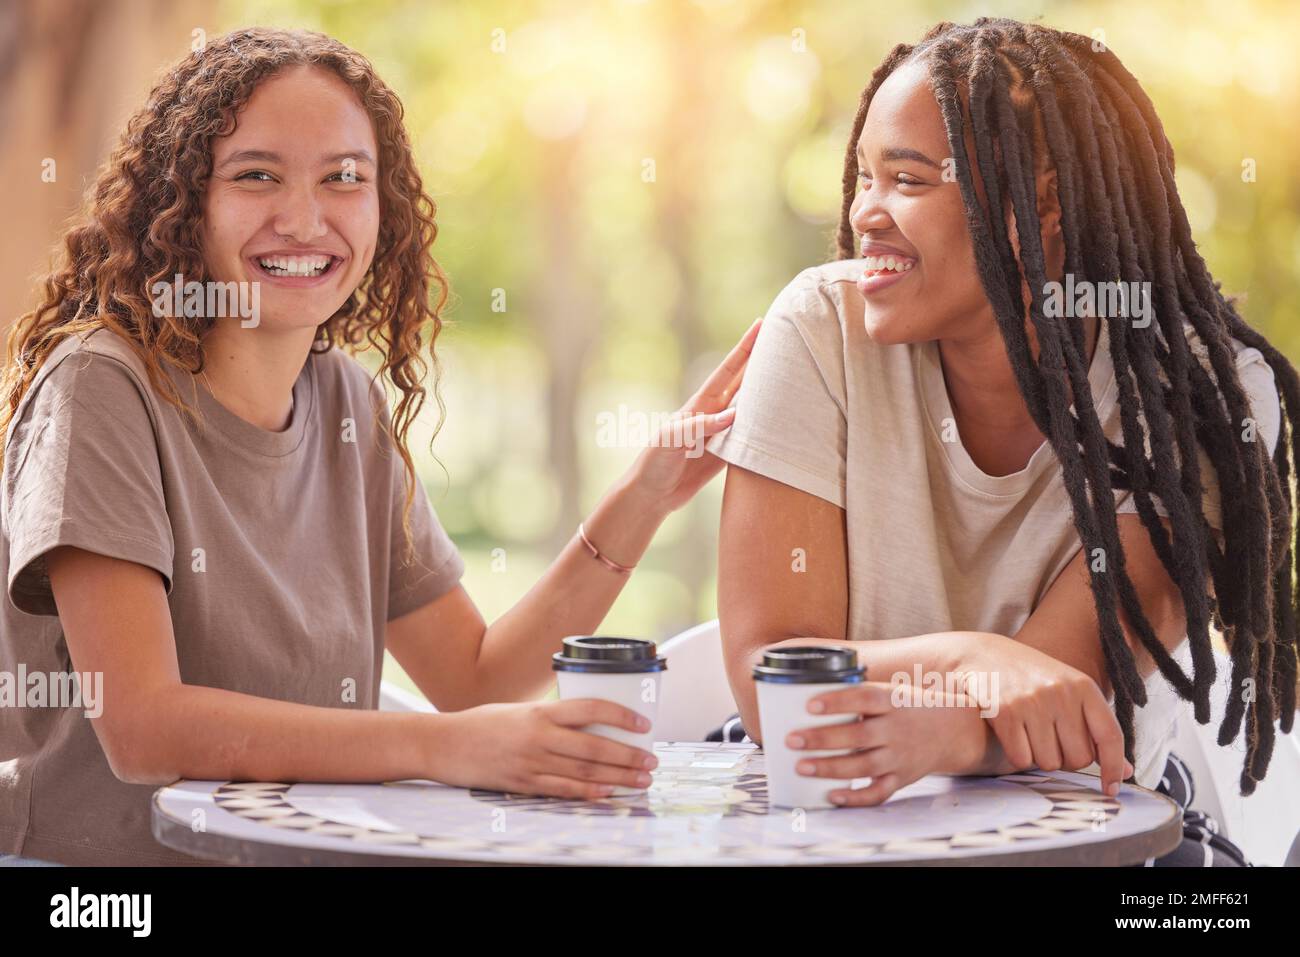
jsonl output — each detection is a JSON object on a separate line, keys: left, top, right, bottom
{"left": 152, "top": 742, "right": 1183, "bottom": 866}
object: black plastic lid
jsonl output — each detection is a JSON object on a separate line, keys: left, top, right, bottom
{"left": 752, "top": 645, "right": 865, "bottom": 683}
{"left": 552, "top": 636, "right": 667, "bottom": 673}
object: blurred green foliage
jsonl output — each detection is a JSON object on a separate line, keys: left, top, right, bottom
{"left": 215, "top": 0, "right": 1300, "bottom": 694}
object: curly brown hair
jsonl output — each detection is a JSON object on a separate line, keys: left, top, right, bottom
{"left": 0, "top": 26, "right": 448, "bottom": 563}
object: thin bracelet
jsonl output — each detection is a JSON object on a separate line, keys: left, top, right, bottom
{"left": 577, "top": 521, "right": 636, "bottom": 574}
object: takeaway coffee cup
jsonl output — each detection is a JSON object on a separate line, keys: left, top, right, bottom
{"left": 754, "top": 645, "right": 866, "bottom": 809}
{"left": 552, "top": 636, "right": 666, "bottom": 790}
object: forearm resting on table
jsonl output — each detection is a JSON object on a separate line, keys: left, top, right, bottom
{"left": 103, "top": 683, "right": 446, "bottom": 786}
{"left": 811, "top": 632, "right": 1017, "bottom": 775}
{"left": 733, "top": 634, "right": 1013, "bottom": 776}
{"left": 730, "top": 630, "right": 991, "bottom": 739}
{"left": 719, "top": 467, "right": 1002, "bottom": 770}
{"left": 47, "top": 547, "right": 453, "bottom": 788}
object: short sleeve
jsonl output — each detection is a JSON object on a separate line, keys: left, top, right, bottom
{"left": 1114, "top": 346, "right": 1280, "bottom": 531}
{"left": 371, "top": 384, "right": 464, "bottom": 621}
{"left": 706, "top": 267, "right": 849, "bottom": 507}
{"left": 4, "top": 350, "right": 174, "bottom": 616}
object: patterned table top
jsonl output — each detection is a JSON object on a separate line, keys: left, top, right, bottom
{"left": 152, "top": 742, "right": 1183, "bottom": 866}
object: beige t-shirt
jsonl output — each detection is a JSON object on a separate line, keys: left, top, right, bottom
{"left": 708, "top": 259, "right": 1281, "bottom": 789}
{"left": 1, "top": 327, "right": 464, "bottom": 865}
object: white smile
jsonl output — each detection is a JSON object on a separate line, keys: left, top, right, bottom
{"left": 255, "top": 255, "right": 336, "bottom": 277}
{"left": 862, "top": 255, "right": 915, "bottom": 275}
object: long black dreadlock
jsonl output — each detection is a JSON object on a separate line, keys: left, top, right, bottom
{"left": 836, "top": 18, "right": 1298, "bottom": 794}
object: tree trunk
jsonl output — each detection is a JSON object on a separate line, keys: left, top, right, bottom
{"left": 0, "top": 0, "right": 208, "bottom": 334}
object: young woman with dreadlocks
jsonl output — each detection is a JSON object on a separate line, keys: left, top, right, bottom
{"left": 709, "top": 18, "right": 1296, "bottom": 866}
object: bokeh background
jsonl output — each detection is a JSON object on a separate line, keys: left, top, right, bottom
{"left": 3, "top": 0, "right": 1298, "bottom": 697}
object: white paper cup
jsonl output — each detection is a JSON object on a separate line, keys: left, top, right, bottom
{"left": 552, "top": 636, "right": 666, "bottom": 793}
{"left": 754, "top": 646, "right": 865, "bottom": 810}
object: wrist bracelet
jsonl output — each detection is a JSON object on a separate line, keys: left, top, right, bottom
{"left": 577, "top": 521, "right": 636, "bottom": 574}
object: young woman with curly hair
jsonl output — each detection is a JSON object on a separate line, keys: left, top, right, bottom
{"left": 711, "top": 18, "right": 1296, "bottom": 866}
{"left": 0, "top": 27, "right": 757, "bottom": 865}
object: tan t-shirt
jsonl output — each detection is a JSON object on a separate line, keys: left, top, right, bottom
{"left": 708, "top": 259, "right": 1281, "bottom": 789}
{"left": 1, "top": 327, "right": 464, "bottom": 865}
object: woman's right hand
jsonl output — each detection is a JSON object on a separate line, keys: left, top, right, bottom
{"left": 429, "top": 699, "right": 658, "bottom": 799}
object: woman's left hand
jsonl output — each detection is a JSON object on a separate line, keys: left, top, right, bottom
{"left": 627, "top": 318, "right": 761, "bottom": 513}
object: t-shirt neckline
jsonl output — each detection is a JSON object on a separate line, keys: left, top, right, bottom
{"left": 917, "top": 318, "right": 1118, "bottom": 496}
{"left": 188, "top": 355, "right": 316, "bottom": 458}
